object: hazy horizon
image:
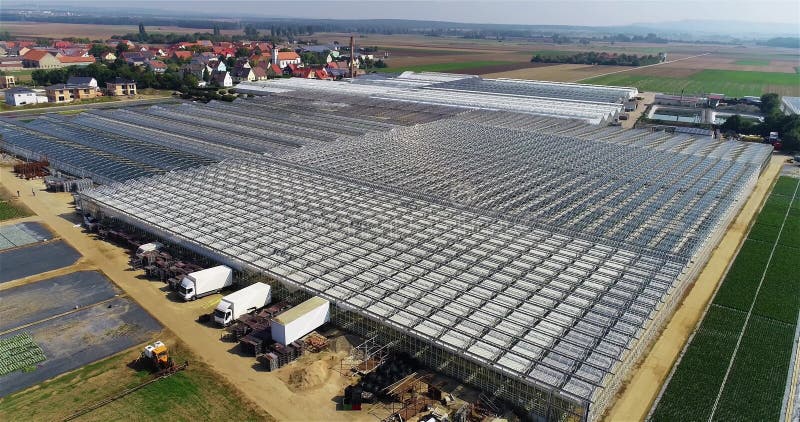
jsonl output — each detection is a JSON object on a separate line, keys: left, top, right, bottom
{"left": 5, "top": 0, "right": 800, "bottom": 27}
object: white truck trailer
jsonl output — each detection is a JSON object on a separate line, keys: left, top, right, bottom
{"left": 271, "top": 297, "right": 330, "bottom": 345}
{"left": 213, "top": 282, "right": 272, "bottom": 326}
{"left": 178, "top": 265, "right": 233, "bottom": 301}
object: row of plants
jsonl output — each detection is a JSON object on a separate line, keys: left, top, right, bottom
{"left": 712, "top": 315, "right": 795, "bottom": 422}
{"left": 0, "top": 332, "right": 46, "bottom": 376}
{"left": 650, "top": 306, "right": 746, "bottom": 421}
{"left": 651, "top": 176, "right": 800, "bottom": 421}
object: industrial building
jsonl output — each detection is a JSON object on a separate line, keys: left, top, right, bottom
{"left": 1, "top": 73, "right": 772, "bottom": 421}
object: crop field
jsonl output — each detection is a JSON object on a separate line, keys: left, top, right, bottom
{"left": 584, "top": 69, "right": 800, "bottom": 97}
{"left": 374, "top": 60, "right": 520, "bottom": 74}
{"left": 0, "top": 22, "right": 242, "bottom": 39}
{"left": 650, "top": 176, "right": 800, "bottom": 422}
{"left": 0, "top": 333, "right": 273, "bottom": 421}
{"left": 0, "top": 187, "right": 32, "bottom": 221}
{"left": 733, "top": 59, "right": 771, "bottom": 66}
{"left": 0, "top": 333, "right": 46, "bottom": 376}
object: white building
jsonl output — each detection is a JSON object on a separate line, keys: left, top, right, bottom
{"left": 4, "top": 87, "right": 45, "bottom": 106}
{"left": 211, "top": 71, "right": 233, "bottom": 88}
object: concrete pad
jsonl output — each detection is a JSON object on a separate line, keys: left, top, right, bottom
{"left": 0, "top": 240, "right": 80, "bottom": 283}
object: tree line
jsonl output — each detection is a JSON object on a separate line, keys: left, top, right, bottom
{"left": 531, "top": 51, "right": 662, "bottom": 66}
{"left": 31, "top": 61, "right": 197, "bottom": 92}
{"left": 720, "top": 93, "right": 800, "bottom": 152}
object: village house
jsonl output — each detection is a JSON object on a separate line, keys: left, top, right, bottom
{"left": 66, "top": 76, "right": 99, "bottom": 90}
{"left": 22, "top": 50, "right": 61, "bottom": 69}
{"left": 211, "top": 71, "right": 233, "bottom": 87}
{"left": 0, "top": 74, "right": 16, "bottom": 88}
{"left": 58, "top": 56, "right": 96, "bottom": 66}
{"left": 45, "top": 83, "right": 98, "bottom": 103}
{"left": 106, "top": 77, "right": 137, "bottom": 96}
{"left": 147, "top": 60, "right": 167, "bottom": 73}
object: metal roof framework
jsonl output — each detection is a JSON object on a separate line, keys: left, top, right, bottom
{"left": 80, "top": 120, "right": 770, "bottom": 413}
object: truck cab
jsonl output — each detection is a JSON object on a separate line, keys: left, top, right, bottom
{"left": 214, "top": 303, "right": 234, "bottom": 326}
{"left": 179, "top": 277, "right": 196, "bottom": 301}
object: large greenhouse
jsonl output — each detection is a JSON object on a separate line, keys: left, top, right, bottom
{"left": 75, "top": 101, "right": 772, "bottom": 421}
{"left": 0, "top": 72, "right": 771, "bottom": 421}
{"left": 235, "top": 71, "right": 637, "bottom": 124}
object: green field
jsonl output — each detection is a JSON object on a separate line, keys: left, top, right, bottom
{"left": 733, "top": 59, "right": 771, "bottom": 66}
{"left": 375, "top": 60, "right": 517, "bottom": 73}
{"left": 585, "top": 69, "right": 800, "bottom": 97}
{"left": 651, "top": 176, "right": 800, "bottom": 422}
{"left": 0, "top": 186, "right": 33, "bottom": 221}
{"left": 0, "top": 338, "right": 273, "bottom": 421}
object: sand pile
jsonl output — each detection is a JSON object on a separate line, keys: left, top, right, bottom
{"left": 288, "top": 360, "right": 330, "bottom": 390}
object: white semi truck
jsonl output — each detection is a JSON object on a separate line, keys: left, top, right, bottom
{"left": 271, "top": 297, "right": 330, "bottom": 345}
{"left": 178, "top": 265, "right": 233, "bottom": 301}
{"left": 213, "top": 282, "right": 272, "bottom": 326}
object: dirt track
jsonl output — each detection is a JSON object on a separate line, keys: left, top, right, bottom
{"left": 603, "top": 156, "right": 783, "bottom": 422}
{"left": 0, "top": 168, "right": 373, "bottom": 422}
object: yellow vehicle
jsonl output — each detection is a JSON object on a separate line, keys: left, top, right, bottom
{"left": 137, "top": 340, "right": 173, "bottom": 372}
{"left": 740, "top": 135, "right": 763, "bottom": 143}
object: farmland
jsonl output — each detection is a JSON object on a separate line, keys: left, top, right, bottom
{"left": 0, "top": 186, "right": 32, "bottom": 221}
{"left": 583, "top": 69, "right": 800, "bottom": 97}
{"left": 733, "top": 59, "right": 771, "bottom": 66}
{"left": 0, "top": 333, "right": 273, "bottom": 421}
{"left": 374, "top": 60, "right": 524, "bottom": 74}
{"left": 0, "top": 22, "right": 242, "bottom": 39}
{"left": 651, "top": 176, "right": 800, "bottom": 422}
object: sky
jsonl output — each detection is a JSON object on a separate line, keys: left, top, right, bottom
{"left": 7, "top": 0, "right": 800, "bottom": 26}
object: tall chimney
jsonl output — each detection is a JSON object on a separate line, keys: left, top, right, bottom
{"left": 349, "top": 35, "right": 356, "bottom": 78}
{"left": 272, "top": 46, "right": 279, "bottom": 66}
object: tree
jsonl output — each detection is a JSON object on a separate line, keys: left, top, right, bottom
{"left": 116, "top": 42, "right": 129, "bottom": 56}
{"left": 720, "top": 115, "right": 756, "bottom": 134}
{"left": 89, "top": 43, "right": 112, "bottom": 58}
{"left": 213, "top": 25, "right": 221, "bottom": 36}
{"left": 184, "top": 74, "right": 199, "bottom": 89}
{"left": 760, "top": 93, "right": 780, "bottom": 114}
{"left": 244, "top": 25, "right": 259, "bottom": 39}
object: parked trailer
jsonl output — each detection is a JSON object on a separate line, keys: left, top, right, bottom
{"left": 214, "top": 282, "right": 272, "bottom": 326}
{"left": 271, "top": 297, "right": 330, "bottom": 346}
{"left": 178, "top": 265, "right": 233, "bottom": 301}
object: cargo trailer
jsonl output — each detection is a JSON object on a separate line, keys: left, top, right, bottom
{"left": 271, "top": 297, "right": 329, "bottom": 345}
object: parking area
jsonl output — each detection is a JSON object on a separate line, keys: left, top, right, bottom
{"left": 0, "top": 274, "right": 161, "bottom": 396}
{"left": 0, "top": 240, "right": 81, "bottom": 283}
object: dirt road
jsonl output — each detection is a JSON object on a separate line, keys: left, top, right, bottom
{"left": 603, "top": 156, "right": 783, "bottom": 422}
{"left": 0, "top": 169, "right": 373, "bottom": 422}
{"left": 571, "top": 52, "right": 712, "bottom": 82}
